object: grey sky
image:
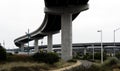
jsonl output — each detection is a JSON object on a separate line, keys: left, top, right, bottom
{"left": 0, "top": 0, "right": 120, "bottom": 49}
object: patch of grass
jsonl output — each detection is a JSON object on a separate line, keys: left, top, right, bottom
{"left": 113, "top": 68, "right": 120, "bottom": 71}
{"left": 43, "top": 60, "right": 76, "bottom": 70}
{"left": 0, "top": 60, "right": 76, "bottom": 71}
{"left": 67, "top": 59, "right": 77, "bottom": 63}
{"left": 0, "top": 62, "right": 49, "bottom": 71}
{"left": 7, "top": 54, "right": 33, "bottom": 62}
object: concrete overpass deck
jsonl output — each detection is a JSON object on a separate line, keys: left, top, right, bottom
{"left": 14, "top": 0, "right": 89, "bottom": 47}
{"left": 14, "top": 0, "right": 89, "bottom": 60}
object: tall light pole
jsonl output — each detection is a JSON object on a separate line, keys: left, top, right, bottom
{"left": 97, "top": 30, "right": 103, "bottom": 64}
{"left": 92, "top": 44, "right": 95, "bottom": 61}
{"left": 26, "top": 29, "right": 30, "bottom": 55}
{"left": 113, "top": 28, "right": 120, "bottom": 56}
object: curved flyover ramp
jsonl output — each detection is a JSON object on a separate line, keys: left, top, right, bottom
{"left": 14, "top": 12, "right": 81, "bottom": 47}
{"left": 14, "top": 0, "right": 89, "bottom": 60}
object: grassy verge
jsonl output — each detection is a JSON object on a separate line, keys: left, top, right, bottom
{"left": 0, "top": 62, "right": 49, "bottom": 71}
{"left": 0, "top": 60, "right": 75, "bottom": 71}
{"left": 0, "top": 48, "right": 76, "bottom": 71}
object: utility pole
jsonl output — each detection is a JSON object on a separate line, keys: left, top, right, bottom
{"left": 26, "top": 29, "right": 30, "bottom": 55}
{"left": 97, "top": 30, "right": 103, "bottom": 64}
{"left": 92, "top": 44, "right": 94, "bottom": 61}
{"left": 113, "top": 28, "right": 120, "bottom": 56}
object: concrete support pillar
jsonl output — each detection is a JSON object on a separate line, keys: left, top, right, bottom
{"left": 84, "top": 47, "right": 87, "bottom": 55}
{"left": 47, "top": 34, "right": 53, "bottom": 52}
{"left": 20, "top": 43, "right": 24, "bottom": 52}
{"left": 34, "top": 39, "right": 39, "bottom": 53}
{"left": 61, "top": 14, "right": 72, "bottom": 61}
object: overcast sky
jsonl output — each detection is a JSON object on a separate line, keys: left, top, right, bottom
{"left": 0, "top": 0, "right": 120, "bottom": 49}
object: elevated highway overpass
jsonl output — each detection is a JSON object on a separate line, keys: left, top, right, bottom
{"left": 14, "top": 0, "right": 89, "bottom": 61}
{"left": 13, "top": 42, "right": 120, "bottom": 56}
{"left": 23, "top": 42, "right": 120, "bottom": 50}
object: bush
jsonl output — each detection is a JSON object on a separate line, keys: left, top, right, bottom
{"left": 45, "top": 52, "right": 60, "bottom": 64}
{"left": 115, "top": 52, "right": 120, "bottom": 59}
{"left": 102, "top": 57, "right": 119, "bottom": 68}
{"left": 32, "top": 52, "right": 46, "bottom": 62}
{"left": 82, "top": 53, "right": 92, "bottom": 60}
{"left": 88, "top": 64, "right": 101, "bottom": 71}
{"left": 94, "top": 52, "right": 107, "bottom": 60}
{"left": 94, "top": 52, "right": 100, "bottom": 60}
{"left": 32, "top": 52, "right": 60, "bottom": 64}
{"left": 0, "top": 46, "right": 7, "bottom": 61}
{"left": 7, "top": 53, "right": 13, "bottom": 56}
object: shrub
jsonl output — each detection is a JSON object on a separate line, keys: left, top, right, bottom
{"left": 0, "top": 46, "right": 7, "bottom": 61}
{"left": 102, "top": 57, "right": 119, "bottom": 68}
{"left": 115, "top": 52, "right": 120, "bottom": 59}
{"left": 82, "top": 53, "right": 92, "bottom": 60}
{"left": 88, "top": 64, "right": 101, "bottom": 71}
{"left": 32, "top": 52, "right": 46, "bottom": 62}
{"left": 32, "top": 52, "right": 60, "bottom": 64}
{"left": 73, "top": 55, "right": 80, "bottom": 59}
{"left": 94, "top": 52, "right": 107, "bottom": 60}
{"left": 45, "top": 52, "right": 60, "bottom": 64}
{"left": 7, "top": 53, "right": 13, "bottom": 56}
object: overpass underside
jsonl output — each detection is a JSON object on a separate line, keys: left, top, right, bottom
{"left": 14, "top": 0, "right": 89, "bottom": 61}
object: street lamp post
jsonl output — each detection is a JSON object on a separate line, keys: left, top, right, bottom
{"left": 97, "top": 30, "right": 103, "bottom": 64}
{"left": 92, "top": 44, "right": 95, "bottom": 61}
{"left": 113, "top": 28, "right": 120, "bottom": 56}
{"left": 26, "top": 29, "right": 30, "bottom": 55}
